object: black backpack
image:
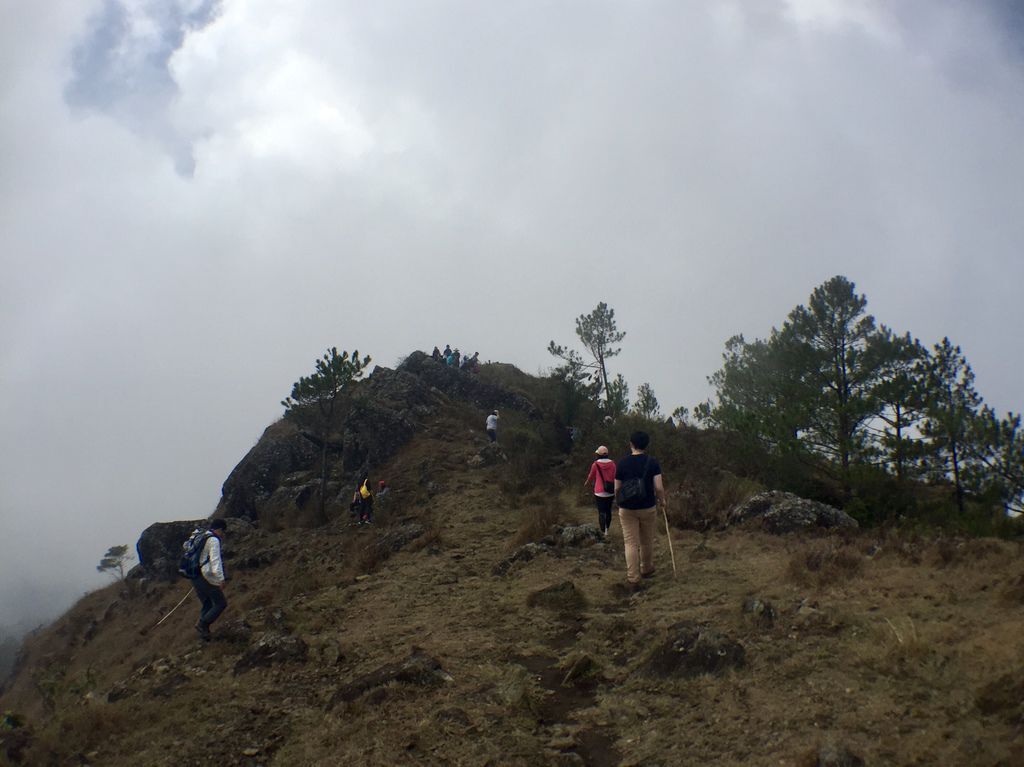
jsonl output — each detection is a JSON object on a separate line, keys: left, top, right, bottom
{"left": 178, "top": 529, "right": 212, "bottom": 579}
{"left": 617, "top": 457, "right": 650, "bottom": 505}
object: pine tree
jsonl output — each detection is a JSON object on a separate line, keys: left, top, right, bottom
{"left": 967, "top": 408, "right": 1024, "bottom": 515}
{"left": 633, "top": 383, "right": 661, "bottom": 420}
{"left": 549, "top": 302, "right": 625, "bottom": 410}
{"left": 783, "top": 276, "right": 885, "bottom": 480}
{"left": 869, "top": 328, "right": 928, "bottom": 480}
{"left": 920, "top": 338, "right": 982, "bottom": 515}
{"left": 282, "top": 347, "right": 371, "bottom": 521}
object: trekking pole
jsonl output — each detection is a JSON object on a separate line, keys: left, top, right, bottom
{"left": 662, "top": 504, "right": 678, "bottom": 578}
{"left": 154, "top": 588, "right": 193, "bottom": 629}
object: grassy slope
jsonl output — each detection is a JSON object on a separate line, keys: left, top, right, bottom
{"left": 3, "top": 401, "right": 1024, "bottom": 766}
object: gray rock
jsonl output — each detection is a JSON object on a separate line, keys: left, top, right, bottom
{"left": 135, "top": 519, "right": 206, "bottom": 581}
{"left": 492, "top": 542, "right": 548, "bottom": 576}
{"left": 135, "top": 517, "right": 255, "bottom": 581}
{"left": 557, "top": 524, "right": 601, "bottom": 547}
{"left": 727, "top": 491, "right": 858, "bottom": 534}
{"left": 641, "top": 622, "right": 745, "bottom": 678}
{"left": 234, "top": 631, "right": 309, "bottom": 674}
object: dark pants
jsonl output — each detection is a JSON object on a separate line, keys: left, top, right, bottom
{"left": 487, "top": 429, "right": 496, "bottom": 443}
{"left": 192, "top": 577, "right": 227, "bottom": 628}
{"left": 359, "top": 497, "right": 374, "bottom": 523}
{"left": 594, "top": 495, "right": 614, "bottom": 533}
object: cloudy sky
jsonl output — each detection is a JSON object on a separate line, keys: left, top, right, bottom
{"left": 3, "top": 0, "right": 1023, "bottom": 631}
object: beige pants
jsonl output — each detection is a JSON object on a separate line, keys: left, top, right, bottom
{"left": 619, "top": 506, "right": 657, "bottom": 583}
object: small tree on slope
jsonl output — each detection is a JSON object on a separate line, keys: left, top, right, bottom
{"left": 97, "top": 545, "right": 133, "bottom": 580}
{"left": 282, "top": 347, "right": 371, "bottom": 522}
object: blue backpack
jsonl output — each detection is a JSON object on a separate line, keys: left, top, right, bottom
{"left": 178, "top": 529, "right": 212, "bottom": 579}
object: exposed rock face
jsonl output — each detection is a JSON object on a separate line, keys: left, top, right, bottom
{"left": 134, "top": 520, "right": 205, "bottom": 581}
{"left": 135, "top": 518, "right": 256, "bottom": 581}
{"left": 727, "top": 491, "right": 858, "bottom": 533}
{"left": 641, "top": 622, "right": 745, "bottom": 678}
{"left": 218, "top": 420, "right": 320, "bottom": 521}
{"left": 397, "top": 352, "right": 541, "bottom": 419}
{"left": 214, "top": 355, "right": 540, "bottom": 527}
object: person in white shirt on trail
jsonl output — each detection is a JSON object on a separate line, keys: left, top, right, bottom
{"left": 192, "top": 518, "right": 227, "bottom": 641}
{"left": 485, "top": 410, "right": 499, "bottom": 443}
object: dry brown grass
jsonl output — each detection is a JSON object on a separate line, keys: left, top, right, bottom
{"left": 510, "top": 492, "right": 566, "bottom": 547}
{"left": 786, "top": 541, "right": 864, "bottom": 587}
{"left": 930, "top": 536, "right": 1010, "bottom": 568}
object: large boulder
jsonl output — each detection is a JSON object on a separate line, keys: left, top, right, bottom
{"left": 135, "top": 520, "right": 206, "bottom": 581}
{"left": 727, "top": 491, "right": 858, "bottom": 534}
{"left": 217, "top": 419, "right": 320, "bottom": 521}
{"left": 135, "top": 518, "right": 256, "bottom": 581}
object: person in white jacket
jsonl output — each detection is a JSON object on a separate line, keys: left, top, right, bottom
{"left": 485, "top": 410, "right": 499, "bottom": 443}
{"left": 192, "top": 518, "right": 227, "bottom": 641}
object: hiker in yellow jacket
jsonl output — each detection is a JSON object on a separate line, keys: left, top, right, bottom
{"left": 351, "top": 474, "right": 374, "bottom": 525}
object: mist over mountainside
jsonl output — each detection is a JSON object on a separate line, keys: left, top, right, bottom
{"left": 2, "top": 352, "right": 1022, "bottom": 766}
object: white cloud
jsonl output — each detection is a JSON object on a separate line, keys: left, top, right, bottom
{"left": 3, "top": 0, "right": 1024, "bottom": 629}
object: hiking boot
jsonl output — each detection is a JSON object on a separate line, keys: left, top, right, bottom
{"left": 195, "top": 622, "right": 211, "bottom": 641}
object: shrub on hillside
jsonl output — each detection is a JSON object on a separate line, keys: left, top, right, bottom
{"left": 511, "top": 492, "right": 566, "bottom": 546}
{"left": 786, "top": 541, "right": 864, "bottom": 587}
{"left": 497, "top": 423, "right": 564, "bottom": 502}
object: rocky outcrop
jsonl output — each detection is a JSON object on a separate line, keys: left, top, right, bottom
{"left": 218, "top": 420, "right": 320, "bottom": 521}
{"left": 397, "top": 352, "right": 541, "bottom": 419}
{"left": 641, "top": 622, "right": 745, "bottom": 678}
{"left": 135, "top": 518, "right": 256, "bottom": 581}
{"left": 215, "top": 355, "right": 541, "bottom": 527}
{"left": 493, "top": 524, "right": 603, "bottom": 576}
{"left": 727, "top": 491, "right": 858, "bottom": 533}
{"left": 134, "top": 520, "right": 206, "bottom": 581}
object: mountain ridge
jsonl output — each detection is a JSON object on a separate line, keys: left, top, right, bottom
{"left": 2, "top": 352, "right": 1023, "bottom": 766}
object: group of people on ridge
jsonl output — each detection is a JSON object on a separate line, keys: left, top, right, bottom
{"left": 585, "top": 430, "right": 666, "bottom": 588}
{"left": 432, "top": 344, "right": 480, "bottom": 372}
{"left": 182, "top": 426, "right": 666, "bottom": 641}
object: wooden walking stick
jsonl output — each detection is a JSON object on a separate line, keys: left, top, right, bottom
{"left": 154, "top": 588, "right": 194, "bottom": 629}
{"left": 662, "top": 504, "right": 678, "bottom": 578}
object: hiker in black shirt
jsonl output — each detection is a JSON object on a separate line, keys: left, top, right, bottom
{"left": 615, "top": 431, "right": 665, "bottom": 587}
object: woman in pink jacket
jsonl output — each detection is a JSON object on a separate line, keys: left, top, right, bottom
{"left": 584, "top": 445, "right": 616, "bottom": 538}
